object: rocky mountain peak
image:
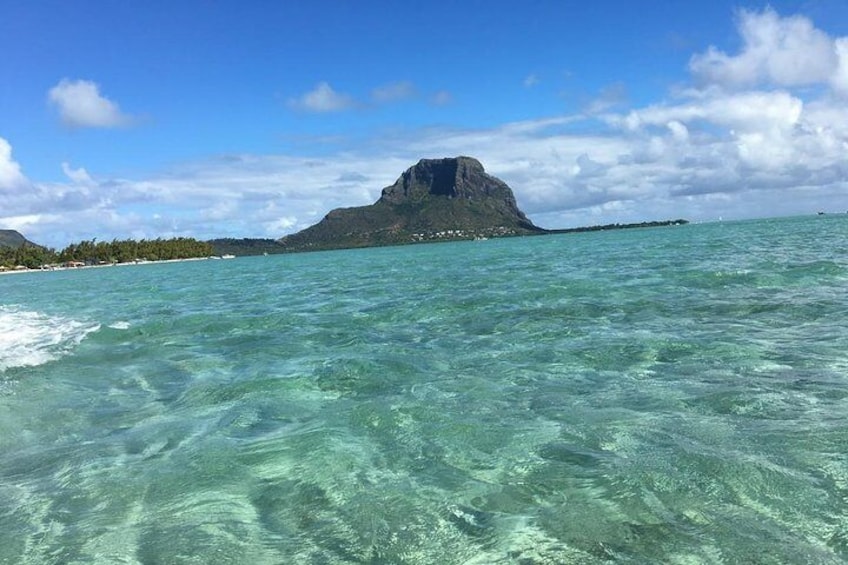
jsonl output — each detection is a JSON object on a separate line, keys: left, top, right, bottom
{"left": 277, "top": 156, "right": 542, "bottom": 251}
{"left": 379, "top": 156, "right": 514, "bottom": 203}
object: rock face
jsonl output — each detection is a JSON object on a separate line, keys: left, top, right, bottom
{"left": 278, "top": 156, "right": 542, "bottom": 251}
{"left": 381, "top": 156, "right": 522, "bottom": 205}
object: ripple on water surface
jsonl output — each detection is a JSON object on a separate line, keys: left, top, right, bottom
{"left": 1, "top": 217, "right": 847, "bottom": 563}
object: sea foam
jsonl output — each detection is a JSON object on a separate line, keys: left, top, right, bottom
{"left": 0, "top": 306, "right": 100, "bottom": 372}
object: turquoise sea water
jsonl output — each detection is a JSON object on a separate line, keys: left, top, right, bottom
{"left": 1, "top": 215, "right": 847, "bottom": 564}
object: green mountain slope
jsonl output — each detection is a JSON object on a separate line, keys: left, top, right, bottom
{"left": 0, "top": 229, "right": 40, "bottom": 249}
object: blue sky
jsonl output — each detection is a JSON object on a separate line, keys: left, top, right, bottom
{"left": 3, "top": 0, "right": 848, "bottom": 247}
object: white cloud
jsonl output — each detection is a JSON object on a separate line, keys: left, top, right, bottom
{"left": 0, "top": 213, "right": 58, "bottom": 234}
{"left": 61, "top": 162, "right": 94, "bottom": 185}
{"left": 47, "top": 79, "right": 133, "bottom": 128}
{"left": 523, "top": 74, "right": 539, "bottom": 88}
{"left": 0, "top": 137, "right": 28, "bottom": 190}
{"left": 667, "top": 120, "right": 689, "bottom": 142}
{"left": 7, "top": 98, "right": 848, "bottom": 249}
{"left": 263, "top": 215, "right": 297, "bottom": 234}
{"left": 200, "top": 199, "right": 238, "bottom": 221}
{"left": 288, "top": 82, "right": 354, "bottom": 112}
{"left": 573, "top": 154, "right": 607, "bottom": 178}
{"left": 616, "top": 90, "right": 803, "bottom": 134}
{"left": 371, "top": 81, "right": 415, "bottom": 103}
{"left": 831, "top": 38, "right": 848, "bottom": 95}
{"left": 690, "top": 8, "right": 843, "bottom": 91}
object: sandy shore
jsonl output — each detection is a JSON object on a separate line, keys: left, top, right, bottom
{"left": 0, "top": 256, "right": 227, "bottom": 276}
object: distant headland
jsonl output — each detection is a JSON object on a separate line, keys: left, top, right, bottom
{"left": 2, "top": 156, "right": 689, "bottom": 269}
{"left": 272, "top": 156, "right": 544, "bottom": 252}
{"left": 214, "top": 156, "right": 687, "bottom": 254}
{"left": 0, "top": 236, "right": 215, "bottom": 272}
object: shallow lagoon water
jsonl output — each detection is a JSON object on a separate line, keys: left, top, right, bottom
{"left": 1, "top": 215, "right": 847, "bottom": 563}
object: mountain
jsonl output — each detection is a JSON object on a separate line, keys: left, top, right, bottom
{"left": 0, "top": 230, "right": 41, "bottom": 249}
{"left": 277, "top": 156, "right": 543, "bottom": 251}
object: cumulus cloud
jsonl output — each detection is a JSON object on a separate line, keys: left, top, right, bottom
{"left": 47, "top": 79, "right": 133, "bottom": 128}
{"left": 288, "top": 82, "right": 355, "bottom": 112}
{"left": 615, "top": 90, "right": 803, "bottom": 134}
{"left": 690, "top": 7, "right": 847, "bottom": 94}
{"left": 0, "top": 137, "right": 28, "bottom": 190}
{"left": 6, "top": 95, "right": 848, "bottom": 249}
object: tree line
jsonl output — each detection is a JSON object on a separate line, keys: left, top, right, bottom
{"left": 0, "top": 237, "right": 214, "bottom": 269}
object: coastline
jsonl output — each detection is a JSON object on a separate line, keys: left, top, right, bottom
{"left": 0, "top": 255, "right": 226, "bottom": 276}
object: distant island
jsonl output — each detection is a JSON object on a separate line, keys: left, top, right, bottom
{"left": 2, "top": 156, "right": 689, "bottom": 268}
{"left": 215, "top": 156, "right": 687, "bottom": 254}
{"left": 270, "top": 156, "right": 542, "bottom": 252}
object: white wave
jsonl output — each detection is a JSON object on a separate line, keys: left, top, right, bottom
{"left": 0, "top": 306, "right": 101, "bottom": 372}
{"left": 108, "top": 321, "right": 131, "bottom": 330}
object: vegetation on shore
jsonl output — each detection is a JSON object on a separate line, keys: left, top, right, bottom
{"left": 0, "top": 220, "right": 692, "bottom": 268}
{"left": 208, "top": 238, "right": 284, "bottom": 257}
{"left": 0, "top": 237, "right": 213, "bottom": 269}
{"left": 207, "top": 219, "right": 690, "bottom": 255}
{"left": 546, "top": 219, "right": 688, "bottom": 234}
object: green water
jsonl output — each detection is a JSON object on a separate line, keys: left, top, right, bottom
{"left": 1, "top": 215, "right": 847, "bottom": 563}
